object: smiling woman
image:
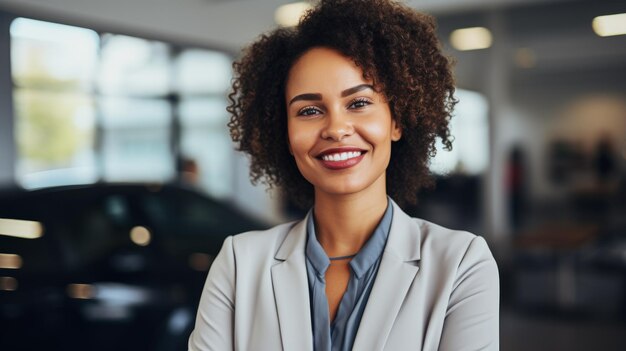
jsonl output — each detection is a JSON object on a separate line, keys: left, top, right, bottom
{"left": 188, "top": 1, "right": 499, "bottom": 350}
{"left": 286, "top": 48, "right": 402, "bottom": 200}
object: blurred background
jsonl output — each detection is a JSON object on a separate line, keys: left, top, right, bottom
{"left": 0, "top": 0, "right": 625, "bottom": 350}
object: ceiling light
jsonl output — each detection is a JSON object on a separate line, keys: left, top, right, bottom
{"left": 130, "top": 226, "right": 151, "bottom": 246}
{"left": 592, "top": 13, "right": 626, "bottom": 37}
{"left": 275, "top": 2, "right": 313, "bottom": 27}
{"left": 0, "top": 254, "right": 23, "bottom": 269}
{"left": 0, "top": 218, "right": 43, "bottom": 239}
{"left": 0, "top": 277, "right": 18, "bottom": 291}
{"left": 450, "top": 27, "right": 492, "bottom": 51}
{"left": 67, "top": 283, "right": 94, "bottom": 299}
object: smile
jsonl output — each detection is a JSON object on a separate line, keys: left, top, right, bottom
{"left": 321, "top": 151, "right": 362, "bottom": 162}
{"left": 316, "top": 148, "right": 367, "bottom": 170}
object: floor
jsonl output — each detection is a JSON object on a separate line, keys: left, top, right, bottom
{"left": 500, "top": 308, "right": 626, "bottom": 351}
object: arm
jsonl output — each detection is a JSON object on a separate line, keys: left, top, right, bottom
{"left": 439, "top": 236, "right": 500, "bottom": 351}
{"left": 188, "top": 236, "right": 236, "bottom": 351}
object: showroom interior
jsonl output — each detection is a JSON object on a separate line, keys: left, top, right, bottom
{"left": 0, "top": 0, "right": 625, "bottom": 350}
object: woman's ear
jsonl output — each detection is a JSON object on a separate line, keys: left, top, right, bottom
{"left": 391, "top": 120, "right": 402, "bottom": 141}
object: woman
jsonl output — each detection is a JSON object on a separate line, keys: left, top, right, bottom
{"left": 188, "top": 0, "right": 499, "bottom": 350}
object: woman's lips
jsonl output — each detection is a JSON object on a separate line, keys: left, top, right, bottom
{"left": 316, "top": 148, "right": 366, "bottom": 170}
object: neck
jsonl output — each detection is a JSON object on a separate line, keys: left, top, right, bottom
{"left": 313, "top": 179, "right": 389, "bottom": 258}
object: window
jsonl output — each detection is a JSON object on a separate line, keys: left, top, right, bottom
{"left": 176, "top": 50, "right": 233, "bottom": 198}
{"left": 430, "top": 88, "right": 489, "bottom": 175}
{"left": 10, "top": 18, "right": 235, "bottom": 198}
{"left": 11, "top": 18, "right": 99, "bottom": 188}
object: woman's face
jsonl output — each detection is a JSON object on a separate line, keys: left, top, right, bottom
{"left": 285, "top": 47, "right": 402, "bottom": 199}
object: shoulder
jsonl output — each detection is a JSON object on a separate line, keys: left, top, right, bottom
{"left": 410, "top": 217, "right": 498, "bottom": 281}
{"left": 227, "top": 220, "right": 301, "bottom": 259}
{"left": 404, "top": 215, "right": 495, "bottom": 269}
{"left": 414, "top": 218, "right": 484, "bottom": 252}
{"left": 422, "top": 217, "right": 492, "bottom": 256}
{"left": 387, "top": 201, "right": 495, "bottom": 265}
{"left": 387, "top": 201, "right": 497, "bottom": 277}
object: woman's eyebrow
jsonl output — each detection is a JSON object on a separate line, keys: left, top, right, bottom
{"left": 288, "top": 84, "right": 374, "bottom": 106}
{"left": 288, "top": 93, "right": 322, "bottom": 106}
{"left": 341, "top": 84, "right": 374, "bottom": 97}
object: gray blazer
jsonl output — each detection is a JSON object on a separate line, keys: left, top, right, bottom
{"left": 188, "top": 201, "right": 499, "bottom": 350}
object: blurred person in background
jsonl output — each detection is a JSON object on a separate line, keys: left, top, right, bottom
{"left": 507, "top": 145, "right": 528, "bottom": 233}
{"left": 593, "top": 132, "right": 618, "bottom": 184}
{"left": 177, "top": 156, "right": 201, "bottom": 186}
{"left": 188, "top": 0, "right": 499, "bottom": 350}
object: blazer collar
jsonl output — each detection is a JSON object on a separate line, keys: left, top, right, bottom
{"left": 271, "top": 216, "right": 314, "bottom": 351}
{"left": 385, "top": 199, "right": 422, "bottom": 262}
{"left": 274, "top": 209, "right": 311, "bottom": 261}
{"left": 353, "top": 200, "right": 422, "bottom": 350}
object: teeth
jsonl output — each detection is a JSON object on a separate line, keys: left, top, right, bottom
{"left": 321, "top": 151, "right": 362, "bottom": 162}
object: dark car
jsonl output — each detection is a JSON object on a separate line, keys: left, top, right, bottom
{"left": 0, "top": 183, "right": 267, "bottom": 351}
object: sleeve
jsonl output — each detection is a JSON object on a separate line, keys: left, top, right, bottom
{"left": 188, "top": 236, "right": 236, "bottom": 351}
{"left": 438, "top": 236, "right": 500, "bottom": 351}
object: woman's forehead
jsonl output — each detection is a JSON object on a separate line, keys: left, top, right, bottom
{"left": 285, "top": 47, "right": 372, "bottom": 98}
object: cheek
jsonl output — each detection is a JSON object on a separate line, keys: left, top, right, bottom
{"left": 361, "top": 120, "right": 394, "bottom": 148}
{"left": 287, "top": 122, "right": 312, "bottom": 156}
{"left": 287, "top": 122, "right": 319, "bottom": 182}
{"left": 360, "top": 104, "right": 395, "bottom": 145}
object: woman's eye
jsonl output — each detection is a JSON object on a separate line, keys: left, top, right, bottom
{"left": 349, "top": 98, "right": 371, "bottom": 109}
{"left": 298, "top": 107, "right": 321, "bottom": 116}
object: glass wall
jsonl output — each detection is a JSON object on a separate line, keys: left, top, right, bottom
{"left": 11, "top": 18, "right": 99, "bottom": 188}
{"left": 10, "top": 18, "right": 234, "bottom": 198}
{"left": 429, "top": 88, "right": 489, "bottom": 176}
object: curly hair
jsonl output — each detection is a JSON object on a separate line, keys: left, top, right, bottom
{"left": 228, "top": 0, "right": 456, "bottom": 209}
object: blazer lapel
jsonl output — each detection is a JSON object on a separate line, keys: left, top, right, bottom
{"left": 271, "top": 215, "right": 314, "bottom": 351}
{"left": 353, "top": 201, "right": 422, "bottom": 350}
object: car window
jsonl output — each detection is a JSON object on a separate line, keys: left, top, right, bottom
{"left": 56, "top": 193, "right": 137, "bottom": 270}
{"left": 141, "top": 190, "right": 238, "bottom": 234}
{"left": 138, "top": 187, "right": 265, "bottom": 257}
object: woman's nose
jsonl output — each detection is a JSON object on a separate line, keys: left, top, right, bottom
{"left": 320, "top": 110, "right": 354, "bottom": 141}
